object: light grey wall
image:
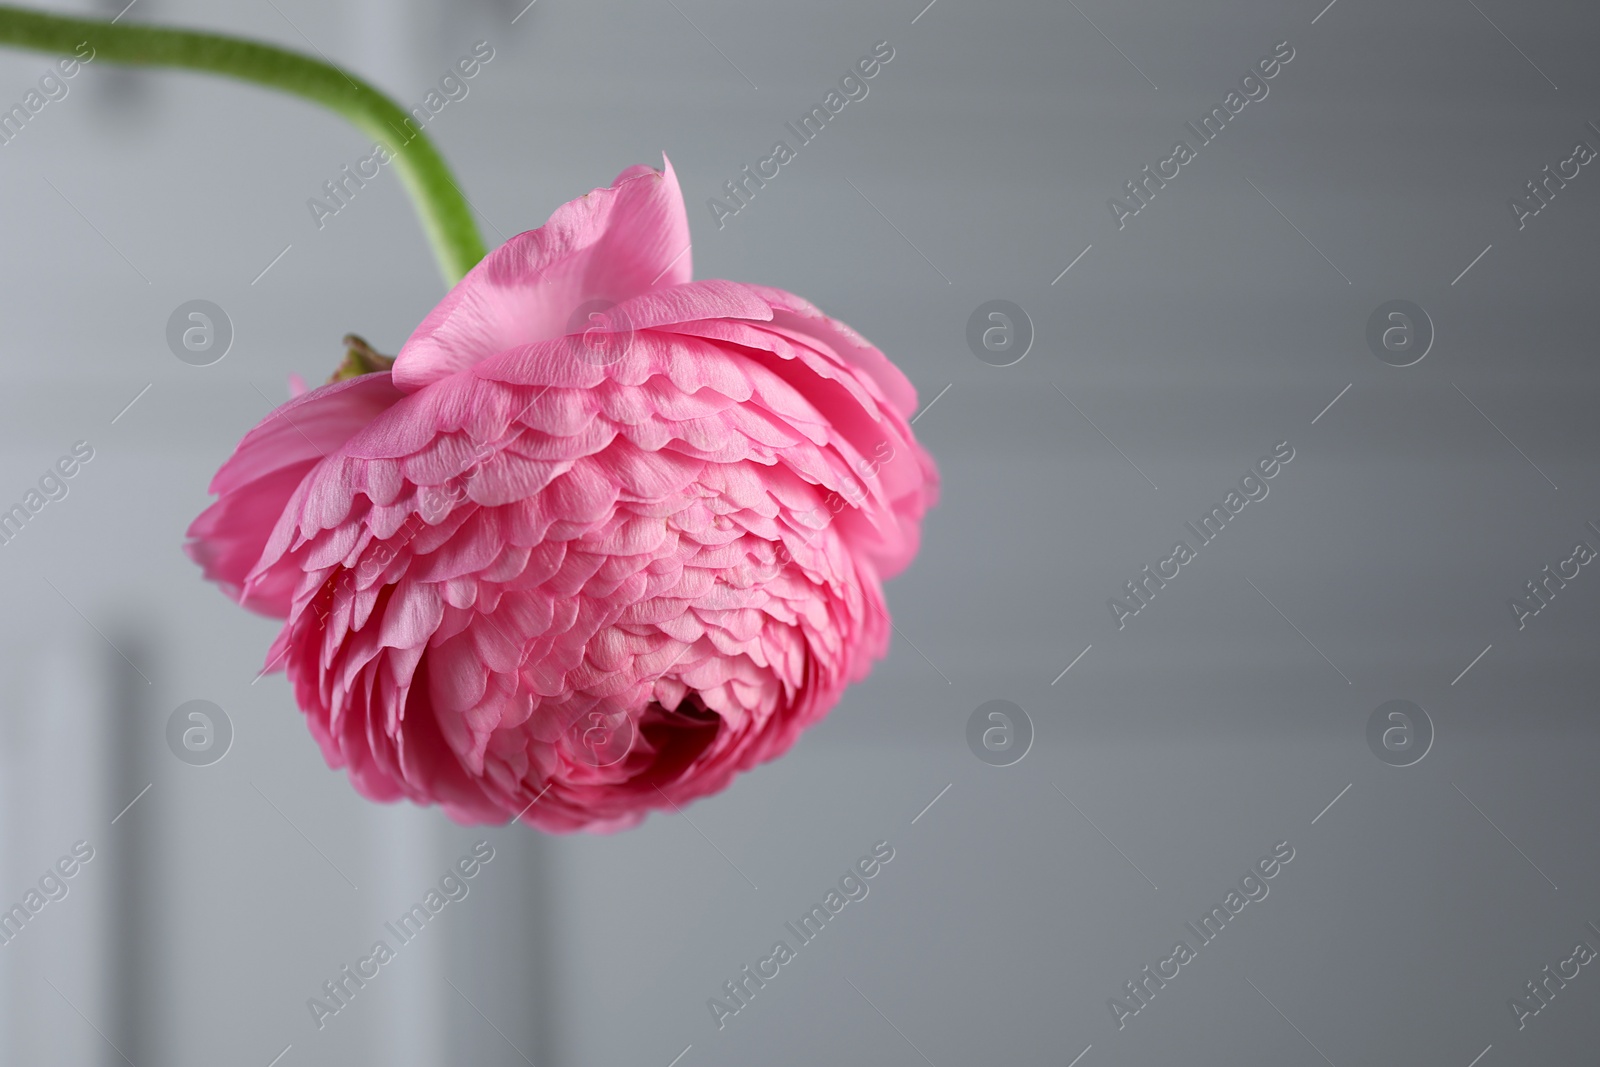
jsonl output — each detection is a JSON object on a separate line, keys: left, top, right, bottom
{"left": 0, "top": 0, "right": 1597, "bottom": 1064}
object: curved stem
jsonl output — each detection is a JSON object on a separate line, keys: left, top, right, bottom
{"left": 0, "top": 5, "right": 486, "bottom": 284}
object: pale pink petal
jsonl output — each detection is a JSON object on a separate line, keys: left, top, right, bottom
{"left": 393, "top": 159, "right": 694, "bottom": 392}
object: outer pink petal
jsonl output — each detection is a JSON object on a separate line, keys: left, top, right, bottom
{"left": 185, "top": 373, "right": 405, "bottom": 617}
{"left": 393, "top": 158, "right": 693, "bottom": 392}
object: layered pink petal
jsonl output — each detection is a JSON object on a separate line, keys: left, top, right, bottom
{"left": 393, "top": 159, "right": 694, "bottom": 392}
{"left": 186, "top": 373, "right": 405, "bottom": 617}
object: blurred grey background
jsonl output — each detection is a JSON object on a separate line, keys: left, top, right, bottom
{"left": 0, "top": 0, "right": 1598, "bottom": 1063}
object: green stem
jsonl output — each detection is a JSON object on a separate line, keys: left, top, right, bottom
{"left": 0, "top": 4, "right": 487, "bottom": 284}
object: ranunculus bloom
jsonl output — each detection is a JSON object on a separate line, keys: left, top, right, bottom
{"left": 187, "top": 160, "right": 937, "bottom": 832}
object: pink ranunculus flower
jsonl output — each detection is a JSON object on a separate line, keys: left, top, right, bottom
{"left": 187, "top": 160, "right": 937, "bottom": 833}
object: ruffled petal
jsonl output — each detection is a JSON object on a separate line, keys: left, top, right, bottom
{"left": 393, "top": 159, "right": 693, "bottom": 392}
{"left": 185, "top": 373, "right": 405, "bottom": 616}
